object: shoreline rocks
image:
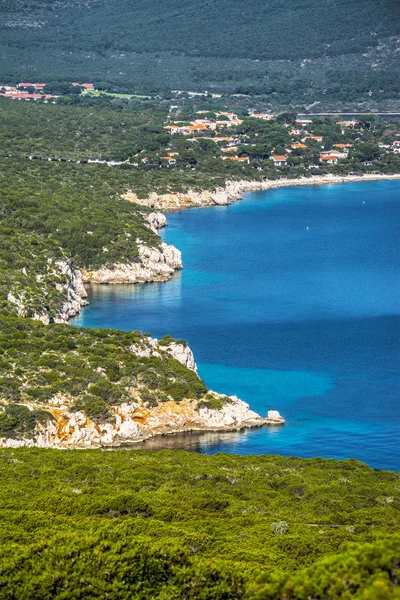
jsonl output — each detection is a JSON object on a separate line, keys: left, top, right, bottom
{"left": 0, "top": 392, "right": 280, "bottom": 450}
{"left": 124, "top": 174, "right": 400, "bottom": 211}
{"left": 144, "top": 211, "right": 168, "bottom": 231}
{"left": 80, "top": 242, "right": 182, "bottom": 285}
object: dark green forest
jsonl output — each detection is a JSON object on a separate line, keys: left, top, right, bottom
{"left": 0, "top": 0, "right": 399, "bottom": 106}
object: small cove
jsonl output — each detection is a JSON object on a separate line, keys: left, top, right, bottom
{"left": 72, "top": 180, "right": 400, "bottom": 470}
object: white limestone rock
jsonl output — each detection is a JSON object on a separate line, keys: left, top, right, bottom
{"left": 166, "top": 342, "right": 197, "bottom": 371}
{"left": 7, "top": 258, "right": 88, "bottom": 324}
{"left": 266, "top": 410, "right": 285, "bottom": 424}
{"left": 81, "top": 242, "right": 182, "bottom": 284}
{"left": 145, "top": 212, "right": 168, "bottom": 231}
{"left": 129, "top": 337, "right": 197, "bottom": 372}
{"left": 196, "top": 394, "right": 263, "bottom": 428}
{"left": 53, "top": 260, "right": 88, "bottom": 322}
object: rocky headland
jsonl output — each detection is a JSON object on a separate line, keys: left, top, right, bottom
{"left": 0, "top": 334, "right": 284, "bottom": 449}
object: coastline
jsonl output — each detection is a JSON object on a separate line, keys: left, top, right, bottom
{"left": 125, "top": 173, "right": 400, "bottom": 211}
{"left": 10, "top": 171, "right": 395, "bottom": 449}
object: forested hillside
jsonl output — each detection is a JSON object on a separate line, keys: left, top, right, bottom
{"left": 0, "top": 0, "right": 399, "bottom": 106}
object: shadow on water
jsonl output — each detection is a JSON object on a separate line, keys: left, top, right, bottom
{"left": 106, "top": 425, "right": 284, "bottom": 453}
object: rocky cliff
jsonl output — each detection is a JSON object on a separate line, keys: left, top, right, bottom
{"left": 7, "top": 258, "right": 88, "bottom": 325}
{"left": 81, "top": 242, "right": 182, "bottom": 284}
{"left": 0, "top": 393, "right": 269, "bottom": 449}
{"left": 123, "top": 180, "right": 260, "bottom": 210}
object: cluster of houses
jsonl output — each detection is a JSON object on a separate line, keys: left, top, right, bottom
{"left": 163, "top": 112, "right": 400, "bottom": 169}
{"left": 162, "top": 113, "right": 365, "bottom": 168}
{"left": 0, "top": 83, "right": 54, "bottom": 101}
{"left": 164, "top": 112, "right": 243, "bottom": 136}
{"left": 270, "top": 120, "right": 356, "bottom": 167}
{"left": 0, "top": 81, "right": 95, "bottom": 102}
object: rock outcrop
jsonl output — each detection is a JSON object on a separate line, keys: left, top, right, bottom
{"left": 124, "top": 174, "right": 400, "bottom": 212}
{"left": 0, "top": 391, "right": 273, "bottom": 449}
{"left": 144, "top": 211, "right": 168, "bottom": 231}
{"left": 7, "top": 258, "right": 88, "bottom": 325}
{"left": 129, "top": 337, "right": 197, "bottom": 371}
{"left": 166, "top": 341, "right": 197, "bottom": 371}
{"left": 53, "top": 260, "right": 89, "bottom": 323}
{"left": 81, "top": 242, "right": 182, "bottom": 284}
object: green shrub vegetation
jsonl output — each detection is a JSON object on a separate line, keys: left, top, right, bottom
{"left": 0, "top": 449, "right": 398, "bottom": 598}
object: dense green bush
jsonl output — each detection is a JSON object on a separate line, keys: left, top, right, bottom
{"left": 0, "top": 449, "right": 398, "bottom": 598}
{"left": 251, "top": 536, "right": 400, "bottom": 599}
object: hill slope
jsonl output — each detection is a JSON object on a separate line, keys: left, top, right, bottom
{"left": 1, "top": 0, "right": 399, "bottom": 106}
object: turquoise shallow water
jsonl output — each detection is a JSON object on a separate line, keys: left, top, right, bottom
{"left": 73, "top": 181, "right": 400, "bottom": 470}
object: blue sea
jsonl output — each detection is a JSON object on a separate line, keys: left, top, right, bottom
{"left": 72, "top": 181, "right": 400, "bottom": 470}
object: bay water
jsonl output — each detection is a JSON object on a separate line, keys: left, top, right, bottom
{"left": 72, "top": 181, "right": 400, "bottom": 470}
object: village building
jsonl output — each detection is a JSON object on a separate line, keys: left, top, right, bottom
{"left": 222, "top": 156, "right": 250, "bottom": 164}
{"left": 161, "top": 156, "right": 177, "bottom": 165}
{"left": 296, "top": 119, "right": 313, "bottom": 127}
{"left": 333, "top": 143, "right": 352, "bottom": 150}
{"left": 271, "top": 155, "right": 287, "bottom": 167}
{"left": 336, "top": 120, "right": 356, "bottom": 128}
{"left": 320, "top": 154, "right": 338, "bottom": 164}
{"left": 250, "top": 113, "right": 273, "bottom": 120}
{"left": 221, "top": 147, "right": 239, "bottom": 153}
{"left": 303, "top": 135, "right": 323, "bottom": 143}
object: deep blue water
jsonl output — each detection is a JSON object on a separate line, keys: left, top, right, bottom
{"left": 72, "top": 181, "right": 400, "bottom": 470}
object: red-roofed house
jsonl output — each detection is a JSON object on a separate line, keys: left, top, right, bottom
{"left": 320, "top": 154, "right": 338, "bottom": 164}
{"left": 222, "top": 156, "right": 250, "bottom": 164}
{"left": 336, "top": 120, "right": 356, "bottom": 127}
{"left": 271, "top": 155, "right": 287, "bottom": 166}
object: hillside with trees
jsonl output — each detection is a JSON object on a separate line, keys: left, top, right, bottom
{"left": 0, "top": 0, "right": 399, "bottom": 107}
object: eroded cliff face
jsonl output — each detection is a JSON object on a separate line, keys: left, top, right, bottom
{"left": 130, "top": 337, "right": 197, "bottom": 371}
{"left": 0, "top": 392, "right": 266, "bottom": 449}
{"left": 80, "top": 242, "right": 182, "bottom": 284}
{"left": 123, "top": 180, "right": 268, "bottom": 210}
{"left": 7, "top": 258, "right": 88, "bottom": 325}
